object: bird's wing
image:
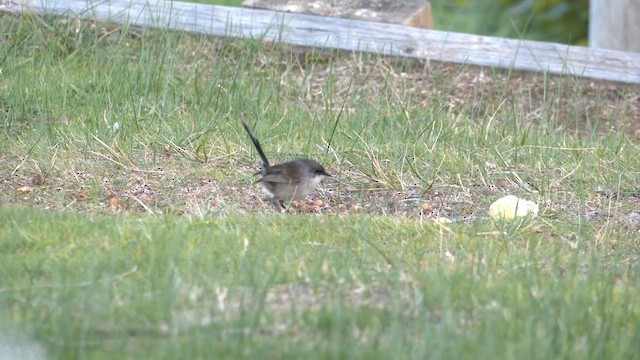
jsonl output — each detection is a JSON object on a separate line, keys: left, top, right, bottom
{"left": 259, "top": 169, "right": 293, "bottom": 184}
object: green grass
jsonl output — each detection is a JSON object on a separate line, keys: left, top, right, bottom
{"left": 1, "top": 11, "right": 639, "bottom": 360}
{"left": 2, "top": 208, "right": 639, "bottom": 359}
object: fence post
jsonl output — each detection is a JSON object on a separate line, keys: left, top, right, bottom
{"left": 589, "top": 0, "right": 640, "bottom": 53}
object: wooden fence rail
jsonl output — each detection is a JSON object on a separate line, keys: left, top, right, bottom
{"left": 3, "top": 0, "right": 640, "bottom": 84}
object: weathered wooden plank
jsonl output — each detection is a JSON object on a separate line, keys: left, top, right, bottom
{"left": 3, "top": 0, "right": 640, "bottom": 84}
{"left": 243, "top": 0, "right": 434, "bottom": 29}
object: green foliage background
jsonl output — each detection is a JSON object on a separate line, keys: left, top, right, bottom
{"left": 433, "top": 0, "right": 590, "bottom": 45}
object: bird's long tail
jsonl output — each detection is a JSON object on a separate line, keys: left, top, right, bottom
{"left": 241, "top": 121, "right": 270, "bottom": 168}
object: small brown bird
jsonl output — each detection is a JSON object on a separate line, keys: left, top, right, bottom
{"left": 242, "top": 121, "right": 331, "bottom": 208}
